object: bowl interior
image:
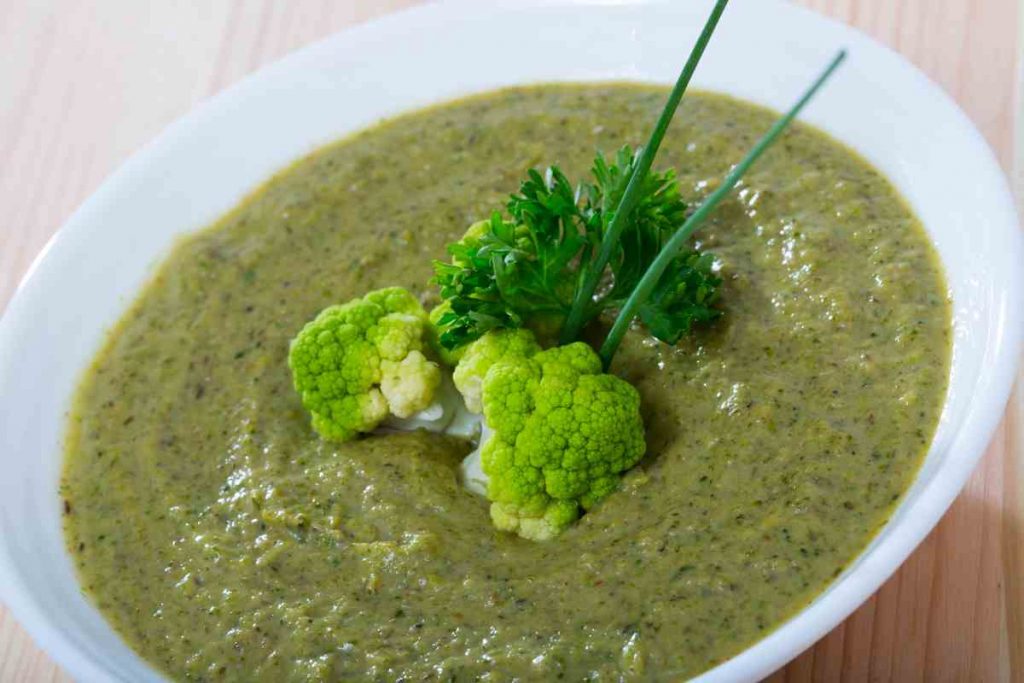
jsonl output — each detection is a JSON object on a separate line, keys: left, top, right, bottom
{"left": 0, "top": 1, "right": 1020, "bottom": 681}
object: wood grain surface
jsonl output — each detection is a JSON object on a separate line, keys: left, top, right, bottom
{"left": 0, "top": 1, "right": 1019, "bottom": 681}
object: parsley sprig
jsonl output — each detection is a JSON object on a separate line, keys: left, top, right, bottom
{"left": 431, "top": 148, "right": 722, "bottom": 350}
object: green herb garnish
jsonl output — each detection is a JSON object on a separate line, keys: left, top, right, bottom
{"left": 432, "top": 0, "right": 846, "bottom": 368}
{"left": 431, "top": 148, "right": 721, "bottom": 350}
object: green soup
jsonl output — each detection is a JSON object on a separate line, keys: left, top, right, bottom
{"left": 62, "top": 85, "right": 949, "bottom": 681}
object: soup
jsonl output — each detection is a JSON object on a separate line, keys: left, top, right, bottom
{"left": 62, "top": 85, "right": 949, "bottom": 680}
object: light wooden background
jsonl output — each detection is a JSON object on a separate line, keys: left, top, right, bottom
{"left": 0, "top": 1, "right": 1020, "bottom": 681}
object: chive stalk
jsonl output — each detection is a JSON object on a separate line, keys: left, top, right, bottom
{"left": 599, "top": 49, "right": 848, "bottom": 368}
{"left": 559, "top": 0, "right": 731, "bottom": 344}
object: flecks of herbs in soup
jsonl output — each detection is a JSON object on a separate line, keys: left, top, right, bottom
{"left": 62, "top": 85, "right": 949, "bottom": 681}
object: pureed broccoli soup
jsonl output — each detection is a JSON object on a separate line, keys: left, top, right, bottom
{"left": 62, "top": 85, "right": 949, "bottom": 681}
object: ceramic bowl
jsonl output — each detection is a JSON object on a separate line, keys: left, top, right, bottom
{"left": 0, "top": 1, "right": 1020, "bottom": 680}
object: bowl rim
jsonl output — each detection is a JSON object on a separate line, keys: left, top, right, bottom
{"left": 0, "top": 1, "right": 1021, "bottom": 681}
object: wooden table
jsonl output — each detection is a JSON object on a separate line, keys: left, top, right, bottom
{"left": 0, "top": 1, "right": 1019, "bottom": 680}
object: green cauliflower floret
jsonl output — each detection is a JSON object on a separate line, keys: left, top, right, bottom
{"left": 452, "top": 328, "right": 541, "bottom": 413}
{"left": 427, "top": 301, "right": 466, "bottom": 367}
{"left": 456, "top": 334, "right": 646, "bottom": 541}
{"left": 288, "top": 287, "right": 441, "bottom": 441}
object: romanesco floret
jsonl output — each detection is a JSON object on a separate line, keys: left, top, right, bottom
{"left": 288, "top": 287, "right": 442, "bottom": 441}
{"left": 455, "top": 332, "right": 646, "bottom": 541}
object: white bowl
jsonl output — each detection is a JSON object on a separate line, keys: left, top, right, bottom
{"left": 0, "top": 1, "right": 1020, "bottom": 681}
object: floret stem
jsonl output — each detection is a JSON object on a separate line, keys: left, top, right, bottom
{"left": 599, "top": 49, "right": 848, "bottom": 369}
{"left": 560, "top": 0, "right": 731, "bottom": 345}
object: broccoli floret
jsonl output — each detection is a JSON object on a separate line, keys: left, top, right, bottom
{"left": 288, "top": 287, "right": 442, "bottom": 441}
{"left": 454, "top": 332, "right": 646, "bottom": 540}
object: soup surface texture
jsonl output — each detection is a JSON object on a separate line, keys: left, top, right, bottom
{"left": 63, "top": 85, "right": 949, "bottom": 681}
